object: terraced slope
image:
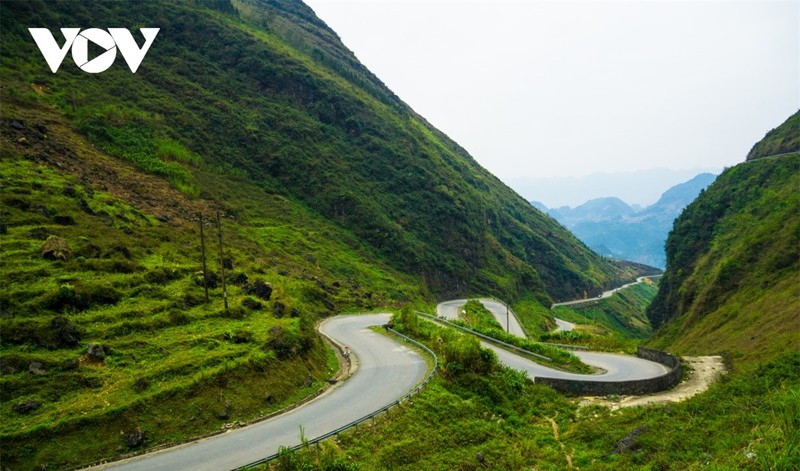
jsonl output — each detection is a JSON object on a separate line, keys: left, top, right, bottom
{"left": 0, "top": 1, "right": 639, "bottom": 468}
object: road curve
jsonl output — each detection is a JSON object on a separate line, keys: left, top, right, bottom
{"left": 550, "top": 276, "right": 653, "bottom": 309}
{"left": 437, "top": 300, "right": 669, "bottom": 383}
{"left": 89, "top": 314, "right": 427, "bottom": 471}
{"left": 437, "top": 298, "right": 526, "bottom": 337}
{"left": 553, "top": 318, "right": 575, "bottom": 332}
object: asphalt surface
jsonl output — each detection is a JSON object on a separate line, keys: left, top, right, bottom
{"left": 553, "top": 318, "right": 575, "bottom": 332}
{"left": 550, "top": 276, "right": 651, "bottom": 309}
{"left": 436, "top": 299, "right": 668, "bottom": 382}
{"left": 487, "top": 344, "right": 668, "bottom": 381}
{"left": 90, "top": 294, "right": 668, "bottom": 470}
{"left": 90, "top": 314, "right": 428, "bottom": 471}
{"left": 437, "top": 298, "right": 526, "bottom": 337}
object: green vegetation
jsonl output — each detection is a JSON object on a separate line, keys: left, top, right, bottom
{"left": 746, "top": 110, "right": 799, "bottom": 160}
{"left": 269, "top": 348, "right": 799, "bottom": 470}
{"left": 552, "top": 281, "right": 658, "bottom": 340}
{"left": 0, "top": 0, "right": 630, "bottom": 304}
{"left": 647, "top": 151, "right": 799, "bottom": 368}
{"left": 446, "top": 303, "right": 592, "bottom": 373}
{"left": 4, "top": 0, "right": 794, "bottom": 469}
{"left": 460, "top": 299, "right": 504, "bottom": 331}
{"left": 0, "top": 146, "right": 421, "bottom": 469}
{"left": 0, "top": 0, "right": 647, "bottom": 467}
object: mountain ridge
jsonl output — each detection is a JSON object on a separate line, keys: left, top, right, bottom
{"left": 646, "top": 113, "right": 799, "bottom": 367}
{"left": 534, "top": 172, "right": 717, "bottom": 268}
{"left": 0, "top": 1, "right": 647, "bottom": 467}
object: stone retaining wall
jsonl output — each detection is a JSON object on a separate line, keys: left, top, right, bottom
{"left": 536, "top": 347, "right": 682, "bottom": 396}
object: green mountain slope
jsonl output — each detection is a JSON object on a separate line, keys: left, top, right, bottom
{"left": 552, "top": 281, "right": 658, "bottom": 340}
{"left": 0, "top": 0, "right": 638, "bottom": 467}
{"left": 646, "top": 116, "right": 799, "bottom": 366}
{"left": 746, "top": 110, "right": 800, "bottom": 160}
{"left": 2, "top": 0, "right": 624, "bottom": 303}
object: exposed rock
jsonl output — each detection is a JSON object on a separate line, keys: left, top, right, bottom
{"left": 290, "top": 308, "right": 300, "bottom": 318}
{"left": 113, "top": 245, "right": 132, "bottom": 259}
{"left": 29, "top": 362, "right": 46, "bottom": 376}
{"left": 87, "top": 343, "right": 106, "bottom": 361}
{"left": 122, "top": 428, "right": 145, "bottom": 448}
{"left": 51, "top": 316, "right": 82, "bottom": 347}
{"left": 248, "top": 280, "right": 272, "bottom": 301}
{"left": 10, "top": 119, "right": 25, "bottom": 131}
{"left": 77, "top": 243, "right": 102, "bottom": 258}
{"left": 193, "top": 271, "right": 218, "bottom": 289}
{"left": 303, "top": 375, "right": 313, "bottom": 387}
{"left": 241, "top": 297, "right": 262, "bottom": 310}
{"left": 272, "top": 301, "right": 285, "bottom": 318}
{"left": 53, "top": 214, "right": 76, "bottom": 225}
{"left": 304, "top": 253, "right": 316, "bottom": 265}
{"left": 41, "top": 235, "right": 72, "bottom": 261}
{"left": 62, "top": 184, "right": 77, "bottom": 197}
{"left": 230, "top": 272, "right": 248, "bottom": 286}
{"left": 323, "top": 299, "right": 335, "bottom": 312}
{"left": 133, "top": 378, "right": 150, "bottom": 392}
{"left": 36, "top": 205, "right": 54, "bottom": 217}
{"left": 78, "top": 198, "right": 95, "bottom": 214}
{"left": 614, "top": 425, "right": 649, "bottom": 454}
{"left": 13, "top": 400, "right": 41, "bottom": 414}
{"left": 29, "top": 227, "right": 49, "bottom": 240}
{"left": 217, "top": 409, "right": 229, "bottom": 420}
{"left": 476, "top": 452, "right": 485, "bottom": 464}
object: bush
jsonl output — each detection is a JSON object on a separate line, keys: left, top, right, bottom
{"left": 43, "top": 282, "right": 122, "bottom": 312}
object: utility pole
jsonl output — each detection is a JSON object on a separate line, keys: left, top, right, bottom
{"left": 216, "top": 212, "right": 228, "bottom": 313}
{"left": 198, "top": 214, "right": 209, "bottom": 303}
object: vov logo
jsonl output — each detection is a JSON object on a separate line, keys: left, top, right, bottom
{"left": 29, "top": 28, "right": 160, "bottom": 73}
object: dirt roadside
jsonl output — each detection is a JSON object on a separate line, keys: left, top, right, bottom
{"left": 580, "top": 356, "right": 726, "bottom": 410}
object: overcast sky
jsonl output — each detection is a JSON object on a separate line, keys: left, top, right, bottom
{"left": 304, "top": 0, "right": 798, "bottom": 202}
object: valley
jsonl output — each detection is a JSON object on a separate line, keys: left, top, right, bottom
{"left": 0, "top": 1, "right": 797, "bottom": 470}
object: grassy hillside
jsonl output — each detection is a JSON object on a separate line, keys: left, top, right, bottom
{"left": 0, "top": 90, "right": 427, "bottom": 469}
{"left": 0, "top": 0, "right": 642, "bottom": 468}
{"left": 551, "top": 280, "right": 658, "bottom": 340}
{"left": 268, "top": 311, "right": 799, "bottom": 470}
{"left": 1, "top": 0, "right": 626, "bottom": 303}
{"left": 646, "top": 146, "right": 799, "bottom": 367}
{"left": 746, "top": 110, "right": 799, "bottom": 160}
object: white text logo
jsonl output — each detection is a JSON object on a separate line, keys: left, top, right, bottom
{"left": 28, "top": 28, "right": 160, "bottom": 73}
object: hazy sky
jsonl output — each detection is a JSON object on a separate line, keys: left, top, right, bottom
{"left": 304, "top": 0, "right": 798, "bottom": 189}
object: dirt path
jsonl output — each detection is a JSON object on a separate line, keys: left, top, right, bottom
{"left": 580, "top": 356, "right": 726, "bottom": 410}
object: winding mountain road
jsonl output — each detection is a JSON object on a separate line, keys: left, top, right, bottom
{"left": 437, "top": 298, "right": 526, "bottom": 336}
{"left": 90, "top": 314, "right": 427, "bottom": 471}
{"left": 550, "top": 276, "right": 652, "bottom": 309}
{"left": 93, "top": 292, "right": 669, "bottom": 470}
{"left": 437, "top": 299, "right": 668, "bottom": 382}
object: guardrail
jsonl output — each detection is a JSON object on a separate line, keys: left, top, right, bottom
{"left": 240, "top": 328, "right": 438, "bottom": 469}
{"left": 415, "top": 311, "right": 553, "bottom": 362}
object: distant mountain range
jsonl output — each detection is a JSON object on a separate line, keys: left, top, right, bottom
{"left": 512, "top": 167, "right": 720, "bottom": 208}
{"left": 533, "top": 173, "right": 718, "bottom": 268}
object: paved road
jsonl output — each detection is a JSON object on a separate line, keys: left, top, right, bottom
{"left": 437, "top": 298, "right": 526, "bottom": 337}
{"left": 436, "top": 300, "right": 668, "bottom": 382}
{"left": 90, "top": 314, "right": 427, "bottom": 471}
{"left": 92, "top": 295, "right": 668, "bottom": 470}
{"left": 553, "top": 318, "right": 575, "bottom": 332}
{"left": 488, "top": 345, "right": 668, "bottom": 381}
{"left": 550, "top": 276, "right": 652, "bottom": 309}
